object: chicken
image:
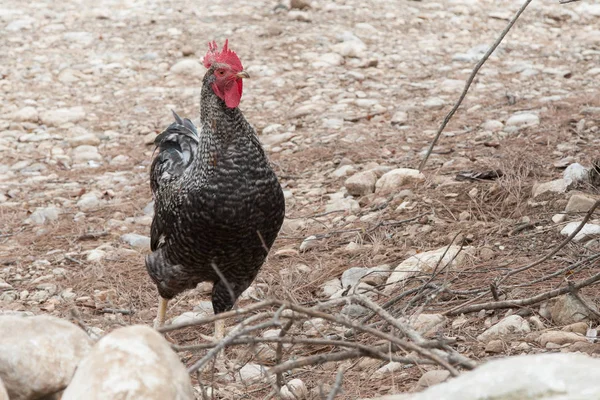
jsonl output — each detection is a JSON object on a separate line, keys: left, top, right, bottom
{"left": 145, "top": 40, "right": 285, "bottom": 340}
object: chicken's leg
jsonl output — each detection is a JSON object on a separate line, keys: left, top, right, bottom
{"left": 154, "top": 296, "right": 169, "bottom": 329}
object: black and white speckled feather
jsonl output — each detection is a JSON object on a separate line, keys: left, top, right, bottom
{"left": 145, "top": 65, "right": 285, "bottom": 315}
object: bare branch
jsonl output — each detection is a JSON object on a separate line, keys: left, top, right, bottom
{"left": 418, "top": 0, "right": 534, "bottom": 171}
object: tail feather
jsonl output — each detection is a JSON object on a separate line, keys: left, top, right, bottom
{"left": 150, "top": 111, "right": 199, "bottom": 193}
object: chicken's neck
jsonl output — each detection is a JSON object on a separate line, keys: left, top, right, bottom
{"left": 199, "top": 83, "right": 249, "bottom": 143}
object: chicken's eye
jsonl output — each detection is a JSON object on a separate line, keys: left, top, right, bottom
{"left": 217, "top": 70, "right": 226, "bottom": 76}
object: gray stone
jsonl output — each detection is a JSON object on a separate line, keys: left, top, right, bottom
{"left": 410, "top": 314, "right": 447, "bottom": 337}
{"left": 40, "top": 107, "right": 86, "bottom": 126}
{"left": 280, "top": 378, "right": 308, "bottom": 400}
{"left": 13, "top": 106, "right": 38, "bottom": 122}
{"left": 391, "top": 111, "right": 408, "bottom": 126}
{"left": 0, "top": 315, "right": 92, "bottom": 400}
{"left": 537, "top": 331, "right": 586, "bottom": 347}
{"left": 237, "top": 363, "right": 266, "bottom": 383}
{"left": 62, "top": 325, "right": 194, "bottom": 400}
{"left": 26, "top": 207, "right": 60, "bottom": 225}
{"left": 413, "top": 370, "right": 451, "bottom": 391}
{"left": 481, "top": 119, "right": 503, "bottom": 132}
{"left": 324, "top": 197, "right": 360, "bottom": 214}
{"left": 77, "top": 193, "right": 100, "bottom": 211}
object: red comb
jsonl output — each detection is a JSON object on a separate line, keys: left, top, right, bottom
{"left": 202, "top": 39, "right": 243, "bottom": 71}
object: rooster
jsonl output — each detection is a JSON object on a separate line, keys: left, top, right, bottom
{"left": 145, "top": 40, "right": 286, "bottom": 341}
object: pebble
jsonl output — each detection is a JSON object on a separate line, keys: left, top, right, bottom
{"left": 551, "top": 294, "right": 599, "bottom": 325}
{"left": 237, "top": 363, "right": 266, "bottom": 383}
{"left": 73, "top": 145, "right": 102, "bottom": 163}
{"left": 169, "top": 59, "right": 204, "bottom": 77}
{"left": 565, "top": 194, "right": 596, "bottom": 213}
{"left": 563, "top": 163, "right": 589, "bottom": 184}
{"left": 40, "top": 107, "right": 86, "bottom": 126}
{"left": 280, "top": 378, "right": 308, "bottom": 400}
{"left": 120, "top": 233, "right": 151, "bottom": 250}
{"left": 77, "top": 192, "right": 101, "bottom": 211}
{"left": 345, "top": 170, "right": 378, "bottom": 196}
{"left": 481, "top": 119, "right": 504, "bottom": 132}
{"left": 375, "top": 168, "right": 425, "bottom": 194}
{"left": 423, "top": 97, "right": 446, "bottom": 110}
{"left": 26, "top": 207, "right": 60, "bottom": 225}
{"left": 532, "top": 179, "right": 569, "bottom": 198}
{"left": 391, "top": 110, "right": 408, "bottom": 126}
{"left": 13, "top": 106, "right": 39, "bottom": 122}
{"left": 477, "top": 315, "right": 531, "bottom": 341}
{"left": 505, "top": 113, "right": 539, "bottom": 127}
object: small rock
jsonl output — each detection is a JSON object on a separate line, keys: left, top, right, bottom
{"left": 362, "top": 264, "right": 392, "bottom": 286}
{"left": 331, "top": 165, "right": 356, "bottom": 178}
{"left": 62, "top": 325, "right": 194, "bottom": 400}
{"left": 375, "top": 168, "right": 425, "bottom": 194}
{"left": 237, "top": 363, "right": 266, "bottom": 383}
{"left": 281, "top": 378, "right": 308, "bottom": 400}
{"left": 324, "top": 197, "right": 360, "bottom": 214}
{"left": 120, "top": 233, "right": 151, "bottom": 250}
{"left": 477, "top": 315, "right": 531, "bottom": 342}
{"left": 551, "top": 294, "right": 599, "bottom": 325}
{"left": 560, "top": 221, "right": 600, "bottom": 242}
{"left": 372, "top": 361, "right": 404, "bottom": 379}
{"left": 423, "top": 97, "right": 446, "bottom": 110}
{"left": 538, "top": 331, "right": 587, "bottom": 347}
{"left": 13, "top": 106, "right": 38, "bottom": 122}
{"left": 0, "top": 378, "right": 7, "bottom": 400}
{"left": 321, "top": 278, "right": 342, "bottom": 297}
{"left": 506, "top": 113, "right": 539, "bottom": 127}
{"left": 345, "top": 170, "right": 378, "bottom": 196}
{"left": 391, "top": 110, "right": 408, "bottom": 126}
{"left": 552, "top": 213, "right": 566, "bottom": 224}
{"left": 529, "top": 316, "right": 545, "bottom": 331}
{"left": 288, "top": 10, "right": 312, "bottom": 22}
{"left": 0, "top": 315, "right": 93, "bottom": 400}
{"left": 303, "top": 318, "right": 328, "bottom": 336}
{"left": 39, "top": 106, "right": 86, "bottom": 126}
{"left": 77, "top": 193, "right": 100, "bottom": 211}
{"left": 562, "top": 322, "right": 588, "bottom": 335}
{"left": 532, "top": 179, "right": 569, "bottom": 198}
{"left": 171, "top": 311, "right": 209, "bottom": 325}
{"left": 413, "top": 370, "right": 451, "bottom": 391}
{"left": 481, "top": 119, "right": 503, "bottom": 132}
{"left": 565, "top": 194, "right": 596, "bottom": 213}
{"left": 341, "top": 267, "right": 369, "bottom": 289}
{"left": 563, "top": 163, "right": 589, "bottom": 184}
{"left": 485, "top": 339, "right": 504, "bottom": 353}
{"left": 110, "top": 155, "right": 129, "bottom": 166}
{"left": 169, "top": 59, "right": 204, "bottom": 77}
{"left": 26, "top": 207, "right": 60, "bottom": 225}
{"left": 290, "top": 0, "right": 310, "bottom": 9}
{"left": 73, "top": 145, "right": 102, "bottom": 163}
{"left": 322, "top": 118, "right": 344, "bottom": 129}
{"left": 341, "top": 304, "right": 369, "bottom": 317}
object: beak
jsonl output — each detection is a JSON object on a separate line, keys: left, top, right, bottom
{"left": 236, "top": 70, "right": 250, "bottom": 79}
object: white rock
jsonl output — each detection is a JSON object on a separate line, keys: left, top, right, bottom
{"left": 332, "top": 165, "right": 356, "bottom": 178}
{"left": 73, "top": 145, "right": 102, "bottom": 162}
{"left": 505, "top": 113, "right": 539, "bottom": 127}
{"left": 169, "top": 59, "right": 204, "bottom": 77}
{"left": 386, "top": 246, "right": 468, "bottom": 291}
{"left": 261, "top": 132, "right": 295, "bottom": 146}
{"left": 362, "top": 264, "right": 392, "bottom": 286}
{"left": 77, "top": 193, "right": 100, "bottom": 211}
{"left": 110, "top": 155, "right": 129, "bottom": 166}
{"left": 171, "top": 311, "right": 207, "bottom": 325}
{"left": 316, "top": 53, "right": 344, "bottom": 67}
{"left": 345, "top": 170, "right": 378, "bottom": 196}
{"left": 372, "top": 361, "right": 405, "bottom": 379}
{"left": 532, "top": 179, "right": 569, "bottom": 198}
{"left": 560, "top": 221, "right": 600, "bottom": 242}
{"left": 86, "top": 249, "right": 106, "bottom": 262}
{"left": 302, "top": 318, "right": 328, "bottom": 336}
{"left": 332, "top": 40, "right": 366, "bottom": 58}
{"left": 477, "top": 315, "right": 531, "bottom": 342}
{"left": 375, "top": 168, "right": 425, "bottom": 194}
{"left": 5, "top": 18, "right": 35, "bottom": 31}
{"left": 388, "top": 353, "right": 600, "bottom": 400}
{"left": 40, "top": 106, "right": 86, "bottom": 126}
{"left": 62, "top": 325, "right": 194, "bottom": 400}
{"left": 440, "top": 79, "right": 465, "bottom": 92}
{"left": 563, "top": 163, "right": 589, "bottom": 184}
{"left": 552, "top": 213, "right": 566, "bottom": 224}
{"left": 13, "top": 106, "right": 38, "bottom": 122}
{"left": 391, "top": 110, "right": 408, "bottom": 126}
{"left": 322, "top": 118, "right": 344, "bottom": 129}
{"left": 481, "top": 119, "right": 503, "bottom": 132}
{"left": 423, "top": 97, "right": 446, "bottom": 110}
{"left": 0, "top": 315, "right": 92, "bottom": 400}
{"left": 121, "top": 233, "right": 151, "bottom": 250}
{"left": 321, "top": 278, "right": 342, "bottom": 297}
{"left": 26, "top": 207, "right": 60, "bottom": 225}
{"left": 67, "top": 131, "right": 100, "bottom": 147}
{"left": 299, "top": 235, "right": 318, "bottom": 252}
{"left": 237, "top": 363, "right": 266, "bottom": 383}
{"left": 341, "top": 267, "right": 369, "bottom": 289}
{"left": 280, "top": 378, "right": 308, "bottom": 400}
{"left": 324, "top": 197, "right": 360, "bottom": 213}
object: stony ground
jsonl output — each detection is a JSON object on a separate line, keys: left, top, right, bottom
{"left": 2, "top": 0, "right": 600, "bottom": 398}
